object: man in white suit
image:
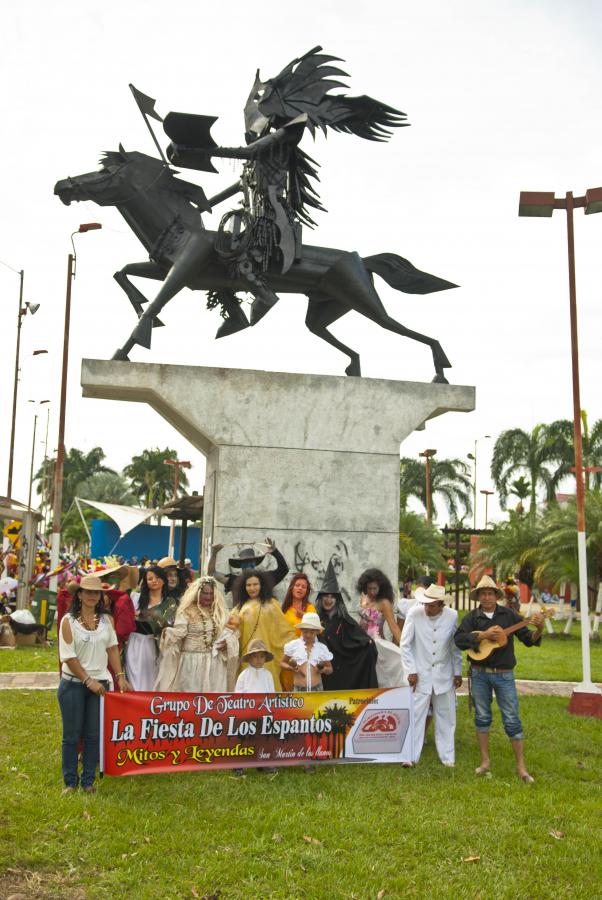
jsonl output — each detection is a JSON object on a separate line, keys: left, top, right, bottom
{"left": 400, "top": 584, "right": 462, "bottom": 767}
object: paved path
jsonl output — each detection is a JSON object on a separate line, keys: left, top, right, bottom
{"left": 0, "top": 671, "right": 600, "bottom": 696}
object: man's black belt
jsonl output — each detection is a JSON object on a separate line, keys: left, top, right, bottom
{"left": 470, "top": 665, "right": 512, "bottom": 673}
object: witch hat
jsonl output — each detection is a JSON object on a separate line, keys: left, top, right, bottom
{"left": 318, "top": 560, "right": 342, "bottom": 597}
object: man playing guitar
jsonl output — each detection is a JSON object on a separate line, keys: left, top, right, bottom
{"left": 454, "top": 575, "right": 545, "bottom": 783}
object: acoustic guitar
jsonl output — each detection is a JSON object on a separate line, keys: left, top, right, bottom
{"left": 467, "top": 608, "right": 555, "bottom": 662}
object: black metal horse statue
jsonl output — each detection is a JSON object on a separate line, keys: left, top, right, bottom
{"left": 54, "top": 48, "right": 456, "bottom": 379}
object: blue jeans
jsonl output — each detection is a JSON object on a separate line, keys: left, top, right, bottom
{"left": 57, "top": 678, "right": 105, "bottom": 788}
{"left": 471, "top": 669, "right": 524, "bottom": 740}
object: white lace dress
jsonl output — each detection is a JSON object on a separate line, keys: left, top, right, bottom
{"left": 155, "top": 611, "right": 239, "bottom": 693}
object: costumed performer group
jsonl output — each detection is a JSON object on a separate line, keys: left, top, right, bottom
{"left": 56, "top": 542, "right": 546, "bottom": 792}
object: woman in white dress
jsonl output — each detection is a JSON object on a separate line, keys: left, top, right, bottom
{"left": 126, "top": 566, "right": 177, "bottom": 691}
{"left": 155, "top": 576, "right": 239, "bottom": 692}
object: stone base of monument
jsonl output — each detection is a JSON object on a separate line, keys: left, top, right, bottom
{"left": 81, "top": 360, "right": 475, "bottom": 603}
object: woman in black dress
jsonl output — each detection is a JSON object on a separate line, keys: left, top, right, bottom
{"left": 315, "top": 562, "right": 378, "bottom": 690}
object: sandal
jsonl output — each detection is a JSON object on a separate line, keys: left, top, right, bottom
{"left": 520, "top": 773, "right": 535, "bottom": 784}
{"left": 475, "top": 766, "right": 491, "bottom": 776}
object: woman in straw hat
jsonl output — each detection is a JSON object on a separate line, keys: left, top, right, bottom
{"left": 155, "top": 577, "right": 239, "bottom": 692}
{"left": 58, "top": 574, "right": 130, "bottom": 794}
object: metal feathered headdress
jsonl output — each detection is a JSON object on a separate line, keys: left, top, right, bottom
{"left": 254, "top": 46, "right": 408, "bottom": 140}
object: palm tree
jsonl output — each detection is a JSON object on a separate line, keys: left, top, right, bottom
{"left": 400, "top": 457, "right": 472, "bottom": 522}
{"left": 509, "top": 476, "right": 531, "bottom": 514}
{"left": 490, "top": 425, "right": 568, "bottom": 514}
{"left": 35, "top": 446, "right": 115, "bottom": 513}
{"left": 76, "top": 471, "right": 136, "bottom": 505}
{"left": 535, "top": 492, "right": 602, "bottom": 598}
{"left": 546, "top": 414, "right": 602, "bottom": 491}
{"left": 473, "top": 510, "right": 544, "bottom": 590}
{"left": 399, "top": 510, "right": 446, "bottom": 580}
{"left": 123, "top": 448, "right": 190, "bottom": 510}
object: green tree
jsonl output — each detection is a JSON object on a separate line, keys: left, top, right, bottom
{"left": 546, "top": 414, "right": 602, "bottom": 491}
{"left": 509, "top": 476, "right": 531, "bottom": 514}
{"left": 398, "top": 510, "right": 446, "bottom": 580}
{"left": 35, "top": 447, "right": 115, "bottom": 514}
{"left": 491, "top": 425, "right": 568, "bottom": 514}
{"left": 76, "top": 471, "right": 136, "bottom": 506}
{"left": 535, "top": 492, "right": 602, "bottom": 595}
{"left": 123, "top": 448, "right": 190, "bottom": 510}
{"left": 400, "top": 457, "right": 472, "bottom": 522}
{"left": 473, "top": 510, "right": 544, "bottom": 590}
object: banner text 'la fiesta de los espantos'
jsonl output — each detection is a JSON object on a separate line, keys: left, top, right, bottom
{"left": 100, "top": 687, "right": 414, "bottom": 775}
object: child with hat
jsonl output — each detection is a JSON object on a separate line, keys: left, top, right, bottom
{"left": 281, "top": 612, "right": 334, "bottom": 692}
{"left": 235, "top": 639, "right": 276, "bottom": 693}
{"left": 233, "top": 639, "right": 277, "bottom": 776}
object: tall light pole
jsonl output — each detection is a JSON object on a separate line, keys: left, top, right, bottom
{"left": 27, "top": 400, "right": 50, "bottom": 510}
{"left": 419, "top": 449, "right": 437, "bottom": 524}
{"left": 7, "top": 268, "right": 41, "bottom": 500}
{"left": 467, "top": 435, "right": 491, "bottom": 529}
{"left": 50, "top": 224, "right": 102, "bottom": 590}
{"left": 480, "top": 489, "right": 494, "bottom": 528}
{"left": 163, "top": 459, "right": 191, "bottom": 557}
{"left": 519, "top": 186, "right": 602, "bottom": 715}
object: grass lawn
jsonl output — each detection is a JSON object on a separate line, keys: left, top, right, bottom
{"left": 1, "top": 691, "right": 601, "bottom": 899}
{"left": 2, "top": 621, "right": 600, "bottom": 683}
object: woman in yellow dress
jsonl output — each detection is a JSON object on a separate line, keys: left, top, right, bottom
{"left": 232, "top": 570, "right": 296, "bottom": 690}
{"left": 281, "top": 573, "right": 316, "bottom": 633}
{"left": 280, "top": 573, "right": 316, "bottom": 691}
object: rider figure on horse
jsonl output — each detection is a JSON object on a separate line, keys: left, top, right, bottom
{"left": 163, "top": 46, "right": 407, "bottom": 326}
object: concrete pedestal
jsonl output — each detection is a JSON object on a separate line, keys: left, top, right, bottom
{"left": 81, "top": 360, "right": 475, "bottom": 604}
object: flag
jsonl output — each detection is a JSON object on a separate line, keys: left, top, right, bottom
{"left": 129, "top": 84, "right": 163, "bottom": 122}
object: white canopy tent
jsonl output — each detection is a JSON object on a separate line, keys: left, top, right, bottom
{"left": 75, "top": 498, "right": 159, "bottom": 548}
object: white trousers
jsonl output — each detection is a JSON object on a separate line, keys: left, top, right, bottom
{"left": 412, "top": 687, "right": 456, "bottom": 765}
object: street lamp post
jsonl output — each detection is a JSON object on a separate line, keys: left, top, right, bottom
{"left": 467, "top": 435, "right": 491, "bottom": 529}
{"left": 7, "top": 269, "right": 41, "bottom": 500}
{"left": 49, "top": 224, "right": 102, "bottom": 590}
{"left": 27, "top": 400, "right": 50, "bottom": 511}
{"left": 480, "top": 489, "right": 494, "bottom": 528}
{"left": 519, "top": 187, "right": 602, "bottom": 716}
{"left": 163, "top": 459, "right": 192, "bottom": 556}
{"left": 419, "top": 449, "right": 437, "bottom": 524}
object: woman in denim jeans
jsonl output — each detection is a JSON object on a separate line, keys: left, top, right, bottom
{"left": 58, "top": 574, "right": 130, "bottom": 794}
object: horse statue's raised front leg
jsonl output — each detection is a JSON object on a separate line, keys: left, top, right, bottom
{"left": 112, "top": 232, "right": 214, "bottom": 361}
{"left": 113, "top": 260, "right": 168, "bottom": 329}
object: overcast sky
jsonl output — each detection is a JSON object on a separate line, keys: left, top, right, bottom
{"left": 2, "top": 0, "right": 601, "bottom": 526}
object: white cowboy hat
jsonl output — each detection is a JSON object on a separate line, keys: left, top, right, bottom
{"left": 298, "top": 612, "right": 323, "bottom": 632}
{"left": 417, "top": 584, "right": 450, "bottom": 604}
